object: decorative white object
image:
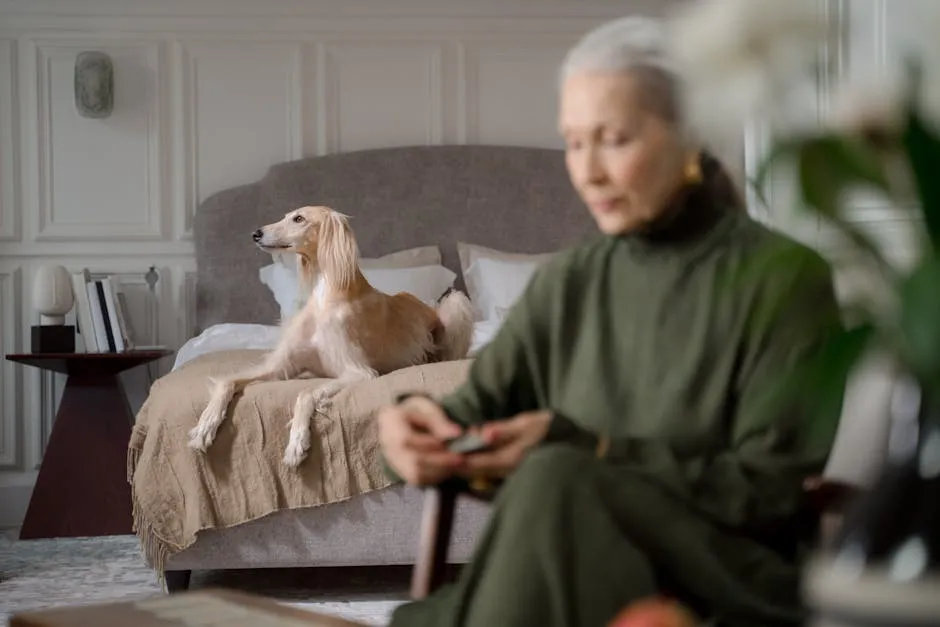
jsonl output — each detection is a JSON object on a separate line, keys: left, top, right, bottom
{"left": 33, "top": 264, "right": 75, "bottom": 325}
{"left": 74, "top": 51, "right": 114, "bottom": 119}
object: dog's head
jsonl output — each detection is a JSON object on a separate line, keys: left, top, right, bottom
{"left": 253, "top": 205, "right": 332, "bottom": 253}
{"left": 253, "top": 205, "right": 360, "bottom": 289}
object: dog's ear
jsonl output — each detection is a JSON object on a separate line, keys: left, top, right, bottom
{"left": 317, "top": 212, "right": 359, "bottom": 290}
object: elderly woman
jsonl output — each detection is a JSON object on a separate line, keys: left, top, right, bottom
{"left": 377, "top": 16, "right": 843, "bottom": 627}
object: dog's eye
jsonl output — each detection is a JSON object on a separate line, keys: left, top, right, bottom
{"left": 292, "top": 215, "right": 305, "bottom": 224}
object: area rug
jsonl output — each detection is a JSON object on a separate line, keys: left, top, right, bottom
{"left": 0, "top": 533, "right": 407, "bottom": 625}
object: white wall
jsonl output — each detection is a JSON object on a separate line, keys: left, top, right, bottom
{"left": 748, "top": 0, "right": 935, "bottom": 269}
{"left": 832, "top": 0, "right": 935, "bottom": 266}
{"left": 0, "top": 0, "right": 684, "bottom": 527}
{"left": 0, "top": 0, "right": 927, "bottom": 527}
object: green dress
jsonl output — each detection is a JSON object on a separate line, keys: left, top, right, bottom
{"left": 389, "top": 195, "right": 844, "bottom": 627}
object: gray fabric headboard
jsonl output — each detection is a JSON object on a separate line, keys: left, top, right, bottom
{"left": 193, "top": 145, "right": 596, "bottom": 333}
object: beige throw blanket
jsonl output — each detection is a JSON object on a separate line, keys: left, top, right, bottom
{"left": 128, "top": 349, "right": 472, "bottom": 576}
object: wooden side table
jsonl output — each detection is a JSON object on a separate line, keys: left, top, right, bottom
{"left": 5, "top": 350, "right": 173, "bottom": 540}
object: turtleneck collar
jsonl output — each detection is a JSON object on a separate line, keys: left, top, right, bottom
{"left": 617, "top": 180, "right": 732, "bottom": 255}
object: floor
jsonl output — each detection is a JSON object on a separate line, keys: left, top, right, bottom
{"left": 0, "top": 530, "right": 410, "bottom": 625}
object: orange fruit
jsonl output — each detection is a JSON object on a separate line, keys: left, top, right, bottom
{"left": 607, "top": 596, "right": 698, "bottom": 627}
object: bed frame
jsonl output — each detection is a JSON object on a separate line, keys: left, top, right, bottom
{"left": 163, "top": 145, "right": 597, "bottom": 588}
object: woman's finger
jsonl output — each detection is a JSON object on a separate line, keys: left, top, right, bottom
{"left": 480, "top": 419, "right": 526, "bottom": 447}
{"left": 391, "top": 446, "right": 462, "bottom": 486}
{"left": 405, "top": 402, "right": 462, "bottom": 440}
{"left": 459, "top": 445, "right": 518, "bottom": 476}
{"left": 403, "top": 432, "right": 448, "bottom": 453}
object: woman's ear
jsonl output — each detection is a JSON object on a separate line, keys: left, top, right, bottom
{"left": 683, "top": 150, "right": 703, "bottom": 184}
{"left": 317, "top": 212, "right": 359, "bottom": 290}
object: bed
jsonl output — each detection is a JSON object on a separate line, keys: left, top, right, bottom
{"left": 127, "top": 145, "right": 598, "bottom": 584}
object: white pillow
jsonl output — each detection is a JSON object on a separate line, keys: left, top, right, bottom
{"left": 259, "top": 261, "right": 302, "bottom": 319}
{"left": 361, "top": 245, "right": 442, "bottom": 270}
{"left": 259, "top": 258, "right": 456, "bottom": 319}
{"left": 271, "top": 245, "right": 441, "bottom": 272}
{"left": 457, "top": 242, "right": 554, "bottom": 321}
{"left": 261, "top": 245, "right": 445, "bottom": 319}
{"left": 361, "top": 265, "right": 457, "bottom": 306}
{"left": 469, "top": 318, "right": 504, "bottom": 356}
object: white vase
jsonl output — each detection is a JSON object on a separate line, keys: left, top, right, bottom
{"left": 33, "top": 264, "right": 74, "bottom": 325}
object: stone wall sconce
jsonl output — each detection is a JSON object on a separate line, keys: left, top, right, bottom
{"left": 74, "top": 51, "right": 114, "bottom": 119}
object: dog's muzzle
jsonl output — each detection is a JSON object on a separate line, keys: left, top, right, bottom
{"left": 252, "top": 229, "right": 264, "bottom": 242}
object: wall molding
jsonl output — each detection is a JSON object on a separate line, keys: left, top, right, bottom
{"left": 872, "top": 0, "right": 888, "bottom": 70}
{"left": 457, "top": 39, "right": 573, "bottom": 146}
{"left": 0, "top": 0, "right": 666, "bottom": 20}
{"left": 28, "top": 39, "right": 167, "bottom": 242}
{"left": 176, "top": 40, "right": 303, "bottom": 239}
{"left": 317, "top": 41, "right": 445, "bottom": 153}
{"left": 0, "top": 267, "right": 23, "bottom": 470}
{"left": 182, "top": 270, "right": 198, "bottom": 341}
{"left": 0, "top": 38, "right": 18, "bottom": 242}
{"left": 742, "top": 0, "right": 849, "bottom": 242}
{"left": 0, "top": 240, "right": 195, "bottom": 258}
{"left": 0, "top": 20, "right": 649, "bottom": 42}
{"left": 0, "top": 482, "right": 34, "bottom": 529}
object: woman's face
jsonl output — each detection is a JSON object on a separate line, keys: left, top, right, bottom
{"left": 559, "top": 71, "right": 689, "bottom": 236}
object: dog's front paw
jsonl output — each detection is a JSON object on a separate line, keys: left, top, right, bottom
{"left": 188, "top": 427, "right": 212, "bottom": 452}
{"left": 188, "top": 414, "right": 218, "bottom": 452}
{"left": 282, "top": 430, "right": 311, "bottom": 468}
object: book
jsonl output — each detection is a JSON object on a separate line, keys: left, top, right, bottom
{"left": 100, "top": 277, "right": 125, "bottom": 352}
{"left": 70, "top": 270, "right": 143, "bottom": 353}
{"left": 86, "top": 280, "right": 110, "bottom": 352}
{"left": 69, "top": 269, "right": 98, "bottom": 353}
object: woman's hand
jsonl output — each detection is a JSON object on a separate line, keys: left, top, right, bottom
{"left": 377, "top": 396, "right": 465, "bottom": 486}
{"left": 458, "top": 410, "right": 553, "bottom": 479}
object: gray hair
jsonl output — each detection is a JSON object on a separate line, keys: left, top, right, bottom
{"left": 560, "top": 16, "right": 684, "bottom": 127}
{"left": 561, "top": 16, "right": 749, "bottom": 211}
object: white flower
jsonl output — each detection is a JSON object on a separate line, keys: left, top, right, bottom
{"left": 666, "top": 0, "right": 827, "bottom": 143}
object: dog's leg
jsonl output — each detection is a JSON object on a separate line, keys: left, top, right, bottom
{"left": 189, "top": 353, "right": 298, "bottom": 452}
{"left": 282, "top": 366, "right": 378, "bottom": 468}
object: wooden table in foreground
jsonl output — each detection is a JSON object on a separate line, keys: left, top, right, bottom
{"left": 10, "top": 588, "right": 369, "bottom": 627}
{"left": 4, "top": 350, "right": 173, "bottom": 540}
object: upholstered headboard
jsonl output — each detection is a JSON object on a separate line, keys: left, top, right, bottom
{"left": 193, "top": 145, "right": 596, "bottom": 333}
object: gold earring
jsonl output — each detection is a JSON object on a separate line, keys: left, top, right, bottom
{"left": 684, "top": 153, "right": 703, "bottom": 184}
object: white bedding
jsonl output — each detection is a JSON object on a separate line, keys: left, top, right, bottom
{"left": 172, "top": 319, "right": 503, "bottom": 372}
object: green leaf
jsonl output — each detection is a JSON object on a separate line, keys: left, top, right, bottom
{"left": 901, "top": 106, "right": 940, "bottom": 253}
{"left": 797, "top": 136, "right": 897, "bottom": 278}
{"left": 898, "top": 258, "right": 940, "bottom": 382}
{"left": 797, "top": 135, "right": 890, "bottom": 217}
{"left": 820, "top": 212, "right": 900, "bottom": 286}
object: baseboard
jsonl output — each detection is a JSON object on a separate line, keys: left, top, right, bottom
{"left": 0, "top": 482, "right": 34, "bottom": 529}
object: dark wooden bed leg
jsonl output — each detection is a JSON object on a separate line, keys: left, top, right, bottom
{"left": 165, "top": 569, "right": 192, "bottom": 593}
{"left": 410, "top": 485, "right": 457, "bottom": 600}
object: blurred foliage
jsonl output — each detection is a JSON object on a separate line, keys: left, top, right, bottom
{"left": 750, "top": 60, "right": 940, "bottom": 420}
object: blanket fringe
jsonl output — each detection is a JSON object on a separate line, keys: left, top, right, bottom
{"left": 127, "top": 424, "right": 172, "bottom": 590}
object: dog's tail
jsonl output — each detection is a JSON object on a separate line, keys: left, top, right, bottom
{"left": 434, "top": 289, "right": 475, "bottom": 361}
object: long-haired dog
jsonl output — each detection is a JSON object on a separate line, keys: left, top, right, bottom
{"left": 188, "top": 205, "right": 475, "bottom": 467}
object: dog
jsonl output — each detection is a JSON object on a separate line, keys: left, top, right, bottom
{"left": 188, "top": 205, "right": 475, "bottom": 467}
